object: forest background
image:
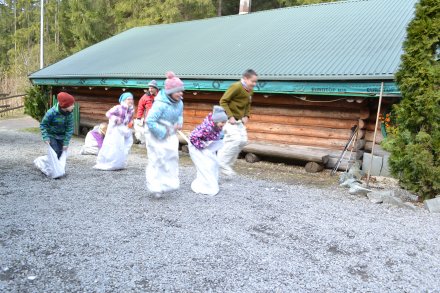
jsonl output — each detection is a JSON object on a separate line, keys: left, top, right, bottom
{"left": 0, "top": 0, "right": 337, "bottom": 94}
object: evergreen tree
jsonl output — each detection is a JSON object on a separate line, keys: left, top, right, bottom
{"left": 389, "top": 0, "right": 440, "bottom": 199}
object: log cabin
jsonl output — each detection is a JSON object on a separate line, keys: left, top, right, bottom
{"left": 28, "top": 0, "right": 418, "bottom": 170}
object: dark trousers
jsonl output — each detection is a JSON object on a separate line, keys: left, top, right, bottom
{"left": 49, "top": 138, "right": 64, "bottom": 159}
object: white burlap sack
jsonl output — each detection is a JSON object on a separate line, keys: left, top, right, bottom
{"left": 94, "top": 124, "right": 133, "bottom": 170}
{"left": 189, "top": 140, "right": 223, "bottom": 196}
{"left": 34, "top": 146, "right": 67, "bottom": 179}
{"left": 145, "top": 131, "right": 180, "bottom": 193}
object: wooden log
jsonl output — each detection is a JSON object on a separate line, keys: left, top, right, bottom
{"left": 254, "top": 106, "right": 362, "bottom": 120}
{"left": 250, "top": 95, "right": 365, "bottom": 110}
{"left": 249, "top": 114, "right": 358, "bottom": 129}
{"left": 182, "top": 122, "right": 364, "bottom": 151}
{"left": 359, "top": 108, "right": 370, "bottom": 119}
{"left": 357, "top": 129, "right": 366, "bottom": 139}
{"left": 183, "top": 110, "right": 360, "bottom": 130}
{"left": 364, "top": 142, "right": 390, "bottom": 157}
{"left": 355, "top": 139, "right": 366, "bottom": 151}
{"left": 325, "top": 157, "right": 359, "bottom": 171}
{"left": 245, "top": 153, "right": 260, "bottom": 163}
{"left": 328, "top": 150, "right": 364, "bottom": 161}
{"left": 246, "top": 122, "right": 352, "bottom": 140}
{"left": 247, "top": 132, "right": 348, "bottom": 149}
{"left": 365, "top": 131, "right": 384, "bottom": 143}
{"left": 243, "top": 143, "right": 330, "bottom": 164}
{"left": 184, "top": 102, "right": 363, "bottom": 120}
{"left": 366, "top": 120, "right": 381, "bottom": 131}
{"left": 305, "top": 162, "right": 324, "bottom": 173}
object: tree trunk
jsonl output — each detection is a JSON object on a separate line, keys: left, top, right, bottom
{"left": 217, "top": 0, "right": 222, "bottom": 16}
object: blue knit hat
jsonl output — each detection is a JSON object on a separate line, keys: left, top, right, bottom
{"left": 119, "top": 92, "right": 133, "bottom": 103}
{"left": 212, "top": 105, "right": 228, "bottom": 123}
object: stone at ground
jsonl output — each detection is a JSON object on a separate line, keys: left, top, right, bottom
{"left": 305, "top": 161, "right": 323, "bottom": 173}
{"left": 367, "top": 191, "right": 416, "bottom": 210}
{"left": 380, "top": 154, "right": 391, "bottom": 177}
{"left": 348, "top": 184, "right": 371, "bottom": 196}
{"left": 367, "top": 191, "right": 387, "bottom": 203}
{"left": 339, "top": 172, "right": 351, "bottom": 184}
{"left": 362, "top": 153, "right": 382, "bottom": 176}
{"left": 348, "top": 161, "right": 363, "bottom": 179}
{"left": 340, "top": 178, "right": 361, "bottom": 188}
{"left": 424, "top": 198, "right": 440, "bottom": 213}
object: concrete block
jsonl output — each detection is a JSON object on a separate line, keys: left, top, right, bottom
{"left": 424, "top": 198, "right": 440, "bottom": 213}
{"left": 380, "top": 154, "right": 392, "bottom": 177}
{"left": 362, "top": 153, "right": 383, "bottom": 176}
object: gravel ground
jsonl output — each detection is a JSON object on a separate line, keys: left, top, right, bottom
{"left": 1, "top": 124, "right": 440, "bottom": 292}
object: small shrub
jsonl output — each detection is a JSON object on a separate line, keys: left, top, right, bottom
{"left": 24, "top": 85, "right": 50, "bottom": 122}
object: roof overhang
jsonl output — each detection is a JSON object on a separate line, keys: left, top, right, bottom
{"left": 30, "top": 77, "right": 400, "bottom": 98}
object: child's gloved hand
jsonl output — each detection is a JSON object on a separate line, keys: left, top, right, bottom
{"left": 63, "top": 146, "right": 68, "bottom": 151}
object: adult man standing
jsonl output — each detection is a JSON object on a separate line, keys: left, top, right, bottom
{"left": 134, "top": 80, "right": 159, "bottom": 144}
{"left": 218, "top": 69, "right": 258, "bottom": 176}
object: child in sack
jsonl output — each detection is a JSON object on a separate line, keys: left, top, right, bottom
{"left": 189, "top": 106, "right": 227, "bottom": 196}
{"left": 145, "top": 71, "right": 184, "bottom": 198}
{"left": 35, "top": 92, "right": 75, "bottom": 178}
{"left": 94, "top": 92, "right": 134, "bottom": 170}
{"left": 134, "top": 80, "right": 159, "bottom": 144}
{"left": 40, "top": 92, "right": 75, "bottom": 158}
{"left": 80, "top": 122, "right": 108, "bottom": 155}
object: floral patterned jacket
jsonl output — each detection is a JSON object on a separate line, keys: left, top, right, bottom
{"left": 189, "top": 113, "right": 222, "bottom": 150}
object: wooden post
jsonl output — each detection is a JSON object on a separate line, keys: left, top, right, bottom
{"left": 366, "top": 82, "right": 384, "bottom": 187}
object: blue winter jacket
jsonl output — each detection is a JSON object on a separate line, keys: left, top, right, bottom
{"left": 146, "top": 90, "right": 183, "bottom": 140}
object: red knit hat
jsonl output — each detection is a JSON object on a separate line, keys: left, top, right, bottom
{"left": 57, "top": 92, "right": 75, "bottom": 108}
{"left": 164, "top": 71, "right": 184, "bottom": 95}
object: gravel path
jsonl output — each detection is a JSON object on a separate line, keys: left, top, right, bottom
{"left": 1, "top": 124, "right": 440, "bottom": 292}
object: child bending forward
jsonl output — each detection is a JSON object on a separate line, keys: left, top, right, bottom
{"left": 189, "top": 106, "right": 228, "bottom": 196}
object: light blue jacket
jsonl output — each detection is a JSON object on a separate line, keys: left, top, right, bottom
{"left": 146, "top": 90, "right": 183, "bottom": 140}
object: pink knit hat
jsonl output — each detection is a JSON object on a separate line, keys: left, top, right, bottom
{"left": 164, "top": 71, "right": 184, "bottom": 95}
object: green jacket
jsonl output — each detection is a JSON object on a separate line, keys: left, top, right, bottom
{"left": 40, "top": 104, "right": 74, "bottom": 146}
{"left": 219, "top": 81, "right": 253, "bottom": 120}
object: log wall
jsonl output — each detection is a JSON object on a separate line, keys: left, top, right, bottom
{"left": 56, "top": 87, "right": 397, "bottom": 160}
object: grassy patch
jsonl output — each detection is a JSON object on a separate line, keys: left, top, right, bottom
{"left": 20, "top": 127, "right": 40, "bottom": 134}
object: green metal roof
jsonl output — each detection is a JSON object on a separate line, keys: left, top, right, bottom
{"left": 29, "top": 0, "right": 417, "bottom": 82}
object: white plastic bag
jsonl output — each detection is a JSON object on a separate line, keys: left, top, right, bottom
{"left": 134, "top": 119, "right": 146, "bottom": 144}
{"left": 34, "top": 146, "right": 67, "bottom": 179}
{"left": 94, "top": 124, "right": 133, "bottom": 170}
{"left": 145, "top": 131, "right": 180, "bottom": 193}
{"left": 189, "top": 140, "right": 223, "bottom": 196}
